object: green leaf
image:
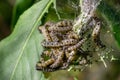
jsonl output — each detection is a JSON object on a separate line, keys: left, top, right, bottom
{"left": 11, "top": 0, "right": 35, "bottom": 29}
{"left": 98, "top": 0, "right": 120, "bottom": 48}
{"left": 0, "top": 0, "right": 54, "bottom": 80}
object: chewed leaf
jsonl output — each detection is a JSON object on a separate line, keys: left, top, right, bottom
{"left": 0, "top": 0, "right": 54, "bottom": 80}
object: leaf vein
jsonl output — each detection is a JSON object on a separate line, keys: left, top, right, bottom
{"left": 9, "top": 0, "right": 54, "bottom": 80}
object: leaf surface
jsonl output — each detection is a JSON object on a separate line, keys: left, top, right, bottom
{"left": 0, "top": 0, "right": 54, "bottom": 80}
{"left": 11, "top": 0, "right": 35, "bottom": 29}
{"left": 98, "top": 0, "right": 120, "bottom": 48}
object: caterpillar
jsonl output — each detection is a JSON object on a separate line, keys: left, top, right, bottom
{"left": 42, "top": 39, "right": 78, "bottom": 47}
{"left": 92, "top": 21, "right": 105, "bottom": 48}
{"left": 67, "top": 31, "right": 79, "bottom": 39}
{"left": 48, "top": 20, "right": 73, "bottom": 32}
{"left": 48, "top": 26, "right": 73, "bottom": 32}
{"left": 36, "top": 67, "right": 57, "bottom": 72}
{"left": 50, "top": 50, "right": 64, "bottom": 68}
{"left": 36, "top": 58, "right": 55, "bottom": 69}
{"left": 67, "top": 38, "right": 86, "bottom": 51}
{"left": 36, "top": 65, "right": 67, "bottom": 72}
{"left": 39, "top": 26, "right": 51, "bottom": 41}
{"left": 92, "top": 21, "right": 101, "bottom": 39}
{"left": 41, "top": 50, "right": 52, "bottom": 57}
{"left": 55, "top": 20, "right": 73, "bottom": 27}
{"left": 61, "top": 39, "right": 78, "bottom": 46}
{"left": 67, "top": 51, "right": 77, "bottom": 63}
{"left": 49, "top": 31, "right": 59, "bottom": 42}
{"left": 78, "top": 17, "right": 95, "bottom": 37}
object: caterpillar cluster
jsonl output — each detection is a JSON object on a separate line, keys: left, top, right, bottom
{"left": 36, "top": 19, "right": 105, "bottom": 72}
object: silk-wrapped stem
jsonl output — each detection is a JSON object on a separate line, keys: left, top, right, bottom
{"left": 73, "top": 0, "right": 102, "bottom": 35}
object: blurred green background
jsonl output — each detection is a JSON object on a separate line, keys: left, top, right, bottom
{"left": 0, "top": 0, "right": 120, "bottom": 80}
{"left": 0, "top": 0, "right": 36, "bottom": 40}
{"left": 0, "top": 0, "right": 13, "bottom": 40}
